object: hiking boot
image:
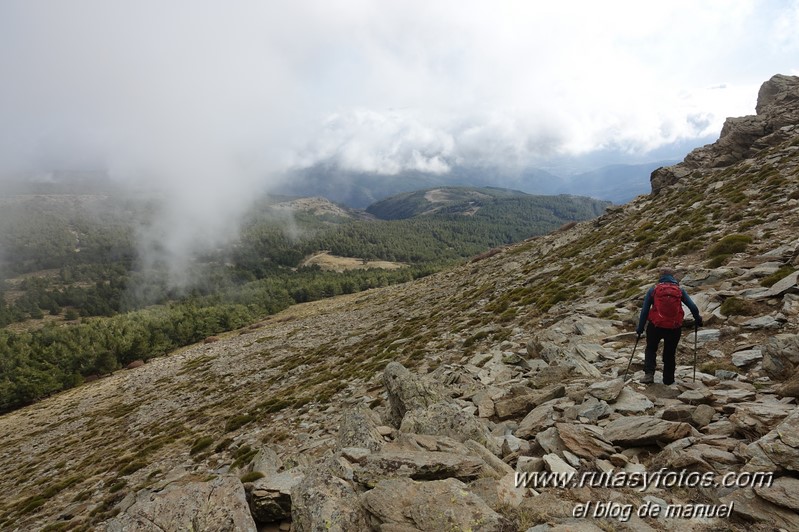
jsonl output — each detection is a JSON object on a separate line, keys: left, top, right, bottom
{"left": 640, "top": 373, "right": 654, "bottom": 384}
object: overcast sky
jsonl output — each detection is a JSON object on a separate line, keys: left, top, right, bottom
{"left": 2, "top": 0, "right": 798, "bottom": 180}
{"left": 1, "top": 1, "right": 797, "bottom": 281}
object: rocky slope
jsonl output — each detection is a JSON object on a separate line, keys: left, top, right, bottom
{"left": 1, "top": 74, "right": 798, "bottom": 531}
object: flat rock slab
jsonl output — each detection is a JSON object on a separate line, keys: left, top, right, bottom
{"left": 660, "top": 404, "right": 696, "bottom": 422}
{"left": 587, "top": 378, "right": 625, "bottom": 402}
{"left": 691, "top": 404, "right": 716, "bottom": 427}
{"left": 515, "top": 402, "right": 558, "bottom": 439}
{"left": 106, "top": 476, "right": 256, "bottom": 532}
{"left": 362, "top": 477, "right": 506, "bottom": 531}
{"left": 611, "top": 387, "right": 654, "bottom": 413}
{"left": 711, "top": 388, "right": 757, "bottom": 403}
{"left": 494, "top": 384, "right": 565, "bottom": 419}
{"left": 353, "top": 450, "right": 485, "bottom": 487}
{"left": 639, "top": 383, "right": 683, "bottom": 400}
{"left": 729, "top": 401, "right": 795, "bottom": 437}
{"left": 399, "top": 401, "right": 492, "bottom": 447}
{"left": 731, "top": 349, "right": 763, "bottom": 367}
{"left": 542, "top": 453, "right": 577, "bottom": 474}
{"left": 528, "top": 365, "right": 573, "bottom": 388}
{"left": 695, "top": 329, "right": 721, "bottom": 343}
{"left": 748, "top": 408, "right": 799, "bottom": 472}
{"left": 677, "top": 388, "right": 714, "bottom": 404}
{"left": 567, "top": 396, "right": 610, "bottom": 423}
{"left": 603, "top": 416, "right": 694, "bottom": 447}
{"left": 555, "top": 423, "right": 616, "bottom": 459}
{"left": 761, "top": 270, "right": 799, "bottom": 298}
{"left": 743, "top": 315, "right": 784, "bottom": 330}
{"left": 721, "top": 487, "right": 799, "bottom": 530}
{"left": 754, "top": 476, "right": 799, "bottom": 511}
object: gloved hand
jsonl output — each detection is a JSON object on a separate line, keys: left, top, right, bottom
{"left": 636, "top": 328, "right": 643, "bottom": 337}
{"left": 696, "top": 316, "right": 704, "bottom": 327}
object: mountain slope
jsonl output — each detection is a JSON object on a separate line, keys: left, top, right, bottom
{"left": 364, "top": 186, "right": 609, "bottom": 221}
{"left": 1, "top": 75, "right": 799, "bottom": 531}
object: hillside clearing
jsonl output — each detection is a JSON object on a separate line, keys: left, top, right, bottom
{"left": 300, "top": 251, "right": 407, "bottom": 272}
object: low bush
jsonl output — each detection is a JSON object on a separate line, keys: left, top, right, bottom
{"left": 707, "top": 234, "right": 752, "bottom": 257}
{"left": 760, "top": 267, "right": 796, "bottom": 288}
{"left": 719, "top": 297, "right": 755, "bottom": 316}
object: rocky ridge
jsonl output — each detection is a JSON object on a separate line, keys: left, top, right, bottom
{"left": 0, "top": 74, "right": 798, "bottom": 531}
{"left": 651, "top": 74, "right": 799, "bottom": 194}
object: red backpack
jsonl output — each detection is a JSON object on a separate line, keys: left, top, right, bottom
{"left": 649, "top": 283, "right": 685, "bottom": 329}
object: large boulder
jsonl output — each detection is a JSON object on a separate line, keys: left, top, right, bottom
{"left": 754, "top": 476, "right": 799, "bottom": 511}
{"left": 762, "top": 333, "right": 799, "bottom": 380}
{"left": 361, "top": 477, "right": 507, "bottom": 531}
{"left": 721, "top": 487, "right": 799, "bottom": 531}
{"left": 290, "top": 461, "right": 370, "bottom": 532}
{"left": 399, "top": 402, "right": 493, "bottom": 449}
{"left": 106, "top": 475, "right": 256, "bottom": 532}
{"left": 247, "top": 468, "right": 305, "bottom": 524}
{"left": 338, "top": 405, "right": 385, "bottom": 452}
{"left": 383, "top": 362, "right": 444, "bottom": 427}
{"left": 729, "top": 401, "right": 795, "bottom": 438}
{"left": 250, "top": 446, "right": 283, "bottom": 476}
{"left": 745, "top": 408, "right": 799, "bottom": 472}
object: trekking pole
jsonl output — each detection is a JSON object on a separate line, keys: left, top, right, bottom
{"left": 623, "top": 334, "right": 641, "bottom": 381}
{"left": 693, "top": 323, "right": 698, "bottom": 383}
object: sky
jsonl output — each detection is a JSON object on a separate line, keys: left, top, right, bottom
{"left": 1, "top": 0, "right": 798, "bottom": 281}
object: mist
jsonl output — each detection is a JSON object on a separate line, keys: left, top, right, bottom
{"left": 1, "top": 0, "right": 797, "bottom": 287}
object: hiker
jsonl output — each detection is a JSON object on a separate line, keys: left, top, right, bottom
{"left": 635, "top": 268, "right": 703, "bottom": 385}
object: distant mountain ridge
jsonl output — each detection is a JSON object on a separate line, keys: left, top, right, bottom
{"left": 274, "top": 160, "right": 674, "bottom": 208}
{"left": 365, "top": 186, "right": 609, "bottom": 221}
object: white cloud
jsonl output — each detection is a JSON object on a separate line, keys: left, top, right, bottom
{"left": 0, "top": 0, "right": 797, "bottom": 281}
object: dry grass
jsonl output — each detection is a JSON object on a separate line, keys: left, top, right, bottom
{"left": 300, "top": 252, "right": 406, "bottom": 272}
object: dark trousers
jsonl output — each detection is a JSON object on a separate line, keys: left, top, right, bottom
{"left": 644, "top": 322, "right": 681, "bottom": 385}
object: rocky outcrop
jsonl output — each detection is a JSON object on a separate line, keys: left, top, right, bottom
{"left": 337, "top": 405, "right": 385, "bottom": 451}
{"left": 106, "top": 476, "right": 256, "bottom": 532}
{"left": 247, "top": 468, "right": 304, "bottom": 524}
{"left": 383, "top": 361, "right": 444, "bottom": 427}
{"left": 290, "top": 461, "right": 371, "bottom": 532}
{"left": 651, "top": 74, "right": 799, "bottom": 194}
{"left": 362, "top": 477, "right": 507, "bottom": 531}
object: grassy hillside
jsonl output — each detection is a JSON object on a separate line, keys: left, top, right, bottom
{"left": 364, "top": 186, "right": 609, "bottom": 220}
{"left": 0, "top": 187, "right": 607, "bottom": 412}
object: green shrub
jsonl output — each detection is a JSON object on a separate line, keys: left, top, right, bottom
{"left": 118, "top": 460, "right": 147, "bottom": 476}
{"left": 190, "top": 436, "right": 214, "bottom": 455}
{"left": 225, "top": 414, "right": 255, "bottom": 432}
{"left": 719, "top": 297, "right": 755, "bottom": 316}
{"left": 760, "top": 267, "right": 796, "bottom": 288}
{"left": 597, "top": 307, "right": 619, "bottom": 320}
{"left": 463, "top": 330, "right": 490, "bottom": 348}
{"left": 707, "top": 234, "right": 752, "bottom": 257}
{"left": 707, "top": 254, "right": 730, "bottom": 268}
{"left": 108, "top": 480, "right": 127, "bottom": 493}
{"left": 240, "top": 471, "right": 264, "bottom": 483}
